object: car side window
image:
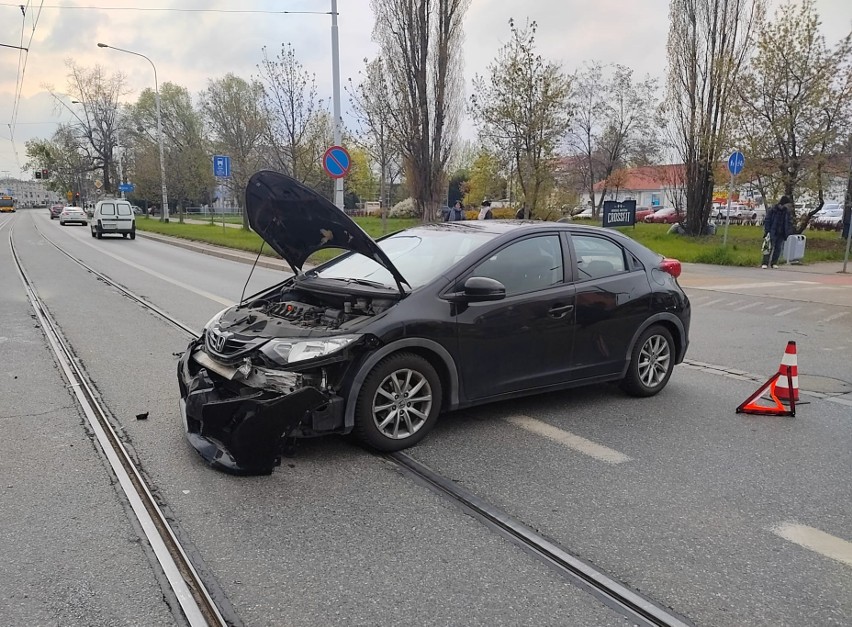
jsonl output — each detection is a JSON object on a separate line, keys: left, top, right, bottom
{"left": 572, "top": 235, "right": 627, "bottom": 280}
{"left": 117, "top": 204, "right": 132, "bottom": 216}
{"left": 472, "top": 235, "right": 563, "bottom": 296}
{"left": 100, "top": 203, "right": 115, "bottom": 216}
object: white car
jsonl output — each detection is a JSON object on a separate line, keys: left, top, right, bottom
{"left": 90, "top": 199, "right": 136, "bottom": 239}
{"left": 59, "top": 206, "right": 88, "bottom": 226}
{"left": 810, "top": 204, "right": 843, "bottom": 231}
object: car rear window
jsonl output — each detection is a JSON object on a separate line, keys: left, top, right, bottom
{"left": 117, "top": 203, "right": 132, "bottom": 216}
{"left": 100, "top": 203, "right": 116, "bottom": 216}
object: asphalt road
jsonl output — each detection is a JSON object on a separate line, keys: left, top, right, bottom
{"left": 2, "top": 208, "right": 850, "bottom": 626}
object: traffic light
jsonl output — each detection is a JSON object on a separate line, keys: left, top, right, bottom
{"left": 42, "top": 169, "right": 49, "bottom": 179}
{"left": 35, "top": 170, "right": 41, "bottom": 179}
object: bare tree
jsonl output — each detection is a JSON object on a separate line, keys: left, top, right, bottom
{"left": 371, "top": 0, "right": 470, "bottom": 222}
{"left": 665, "top": 0, "right": 765, "bottom": 235}
{"left": 733, "top": 0, "right": 852, "bottom": 230}
{"left": 570, "top": 63, "right": 659, "bottom": 217}
{"left": 348, "top": 57, "right": 402, "bottom": 227}
{"left": 57, "top": 61, "right": 130, "bottom": 195}
{"left": 200, "top": 74, "right": 268, "bottom": 229}
{"left": 256, "top": 44, "right": 323, "bottom": 182}
{"left": 470, "top": 19, "right": 573, "bottom": 215}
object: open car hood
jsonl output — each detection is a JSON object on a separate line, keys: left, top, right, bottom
{"left": 245, "top": 170, "right": 408, "bottom": 291}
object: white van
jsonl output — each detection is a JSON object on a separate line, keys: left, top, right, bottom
{"left": 90, "top": 199, "right": 136, "bottom": 239}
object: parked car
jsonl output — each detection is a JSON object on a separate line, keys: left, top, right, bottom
{"left": 177, "top": 171, "right": 691, "bottom": 474}
{"left": 810, "top": 204, "right": 843, "bottom": 231}
{"left": 635, "top": 206, "right": 657, "bottom": 222}
{"left": 49, "top": 204, "right": 64, "bottom": 219}
{"left": 58, "top": 206, "right": 88, "bottom": 226}
{"left": 713, "top": 204, "right": 750, "bottom": 221}
{"left": 90, "top": 199, "right": 136, "bottom": 239}
{"left": 644, "top": 207, "right": 682, "bottom": 224}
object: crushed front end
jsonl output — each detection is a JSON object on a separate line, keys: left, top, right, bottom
{"left": 177, "top": 286, "right": 392, "bottom": 475}
{"left": 178, "top": 341, "right": 342, "bottom": 475}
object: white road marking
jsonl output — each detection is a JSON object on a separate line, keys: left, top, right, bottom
{"left": 821, "top": 311, "right": 850, "bottom": 323}
{"left": 725, "top": 300, "right": 742, "bottom": 307}
{"left": 733, "top": 302, "right": 762, "bottom": 311}
{"left": 697, "top": 281, "right": 786, "bottom": 290}
{"left": 702, "top": 298, "right": 727, "bottom": 307}
{"left": 504, "top": 416, "right": 632, "bottom": 464}
{"left": 772, "top": 522, "right": 852, "bottom": 568}
{"left": 765, "top": 304, "right": 782, "bottom": 310}
{"left": 789, "top": 280, "right": 819, "bottom": 284}
{"left": 774, "top": 307, "right": 801, "bottom": 316}
{"left": 687, "top": 295, "right": 710, "bottom": 303}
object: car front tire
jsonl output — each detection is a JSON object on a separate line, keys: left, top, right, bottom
{"left": 354, "top": 352, "right": 442, "bottom": 451}
{"left": 621, "top": 325, "right": 675, "bottom": 397}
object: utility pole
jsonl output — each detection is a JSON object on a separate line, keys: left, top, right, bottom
{"left": 841, "top": 134, "right": 852, "bottom": 273}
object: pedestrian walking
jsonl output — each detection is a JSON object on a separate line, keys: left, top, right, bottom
{"left": 477, "top": 200, "right": 493, "bottom": 220}
{"left": 447, "top": 200, "right": 465, "bottom": 221}
{"left": 762, "top": 195, "right": 795, "bottom": 269}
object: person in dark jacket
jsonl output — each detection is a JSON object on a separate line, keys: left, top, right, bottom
{"left": 447, "top": 200, "right": 466, "bottom": 221}
{"left": 762, "top": 195, "right": 795, "bottom": 268}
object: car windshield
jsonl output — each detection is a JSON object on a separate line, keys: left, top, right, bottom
{"left": 314, "top": 227, "right": 494, "bottom": 289}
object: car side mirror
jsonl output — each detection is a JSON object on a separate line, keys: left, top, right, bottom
{"left": 445, "top": 276, "right": 506, "bottom": 303}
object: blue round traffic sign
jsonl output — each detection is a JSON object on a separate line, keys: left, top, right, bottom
{"left": 322, "top": 145, "right": 351, "bottom": 179}
{"left": 728, "top": 151, "right": 745, "bottom": 175}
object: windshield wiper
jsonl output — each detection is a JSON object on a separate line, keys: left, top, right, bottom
{"left": 343, "top": 277, "right": 393, "bottom": 289}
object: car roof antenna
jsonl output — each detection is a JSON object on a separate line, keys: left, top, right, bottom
{"left": 239, "top": 242, "right": 264, "bottom": 308}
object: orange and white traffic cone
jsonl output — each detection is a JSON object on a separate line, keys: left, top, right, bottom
{"left": 775, "top": 341, "right": 799, "bottom": 403}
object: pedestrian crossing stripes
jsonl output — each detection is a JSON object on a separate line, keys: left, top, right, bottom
{"left": 687, "top": 293, "right": 849, "bottom": 324}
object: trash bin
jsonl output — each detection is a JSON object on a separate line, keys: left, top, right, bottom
{"left": 783, "top": 234, "right": 806, "bottom": 264}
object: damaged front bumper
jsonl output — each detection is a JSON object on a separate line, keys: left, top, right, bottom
{"left": 177, "top": 339, "right": 345, "bottom": 475}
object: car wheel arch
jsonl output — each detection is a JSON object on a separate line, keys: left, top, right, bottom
{"left": 343, "top": 338, "right": 460, "bottom": 432}
{"left": 620, "top": 313, "right": 686, "bottom": 377}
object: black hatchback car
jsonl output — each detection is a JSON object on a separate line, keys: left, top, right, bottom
{"left": 178, "top": 171, "right": 690, "bottom": 474}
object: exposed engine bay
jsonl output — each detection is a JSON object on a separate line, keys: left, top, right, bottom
{"left": 221, "top": 288, "right": 398, "bottom": 333}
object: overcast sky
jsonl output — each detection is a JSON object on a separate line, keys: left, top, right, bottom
{"left": 2, "top": 0, "right": 850, "bottom": 179}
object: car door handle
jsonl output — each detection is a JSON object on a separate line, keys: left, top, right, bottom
{"left": 548, "top": 303, "right": 574, "bottom": 318}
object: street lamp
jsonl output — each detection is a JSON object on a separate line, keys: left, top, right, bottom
{"left": 97, "top": 42, "right": 169, "bottom": 222}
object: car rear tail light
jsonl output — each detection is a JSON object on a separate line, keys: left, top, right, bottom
{"left": 659, "top": 258, "right": 681, "bottom": 278}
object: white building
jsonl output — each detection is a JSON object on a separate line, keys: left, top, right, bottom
{"left": 1, "top": 177, "right": 62, "bottom": 207}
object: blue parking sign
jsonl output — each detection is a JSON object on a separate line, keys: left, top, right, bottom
{"left": 213, "top": 155, "right": 231, "bottom": 177}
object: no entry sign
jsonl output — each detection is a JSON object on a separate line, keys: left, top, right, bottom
{"left": 322, "top": 145, "right": 351, "bottom": 179}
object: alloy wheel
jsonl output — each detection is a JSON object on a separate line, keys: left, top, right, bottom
{"left": 637, "top": 334, "right": 671, "bottom": 388}
{"left": 371, "top": 368, "right": 433, "bottom": 440}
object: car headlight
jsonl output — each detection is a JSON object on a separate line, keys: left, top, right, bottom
{"left": 260, "top": 334, "right": 360, "bottom": 365}
{"left": 204, "top": 307, "right": 232, "bottom": 331}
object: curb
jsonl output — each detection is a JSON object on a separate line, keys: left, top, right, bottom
{"left": 136, "top": 230, "right": 292, "bottom": 272}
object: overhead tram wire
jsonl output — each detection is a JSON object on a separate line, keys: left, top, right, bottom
{"left": 7, "top": 0, "right": 46, "bottom": 172}
{"left": 0, "top": 4, "right": 331, "bottom": 14}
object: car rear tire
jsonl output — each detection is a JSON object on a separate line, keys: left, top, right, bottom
{"left": 621, "top": 325, "right": 675, "bottom": 397}
{"left": 96, "top": 223, "right": 103, "bottom": 239}
{"left": 129, "top": 226, "right": 136, "bottom": 240}
{"left": 354, "top": 352, "right": 442, "bottom": 451}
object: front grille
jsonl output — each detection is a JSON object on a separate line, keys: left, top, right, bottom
{"left": 205, "top": 328, "right": 266, "bottom": 362}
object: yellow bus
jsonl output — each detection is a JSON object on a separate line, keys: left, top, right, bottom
{"left": 0, "top": 195, "right": 16, "bottom": 213}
